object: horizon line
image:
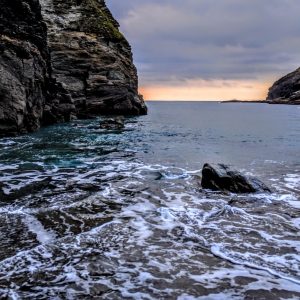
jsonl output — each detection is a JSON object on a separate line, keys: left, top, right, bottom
{"left": 145, "top": 99, "right": 265, "bottom": 102}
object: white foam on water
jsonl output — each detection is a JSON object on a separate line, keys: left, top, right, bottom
{"left": 23, "top": 214, "right": 57, "bottom": 245}
{"left": 0, "top": 140, "right": 16, "bottom": 146}
{"left": 178, "top": 293, "right": 240, "bottom": 300}
{"left": 287, "top": 199, "right": 300, "bottom": 209}
{"left": 1, "top": 154, "right": 300, "bottom": 298}
{"left": 128, "top": 215, "right": 154, "bottom": 245}
{"left": 293, "top": 217, "right": 300, "bottom": 228}
{"left": 284, "top": 173, "right": 300, "bottom": 191}
{"left": 211, "top": 244, "right": 300, "bottom": 286}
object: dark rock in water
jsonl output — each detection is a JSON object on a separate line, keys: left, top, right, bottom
{"left": 0, "top": 0, "right": 147, "bottom": 137}
{"left": 66, "top": 180, "right": 100, "bottom": 192}
{"left": 100, "top": 117, "right": 125, "bottom": 130}
{"left": 0, "top": 177, "right": 53, "bottom": 201}
{"left": 267, "top": 68, "right": 300, "bottom": 104}
{"left": 139, "top": 170, "right": 163, "bottom": 180}
{"left": 0, "top": 182, "right": 5, "bottom": 199}
{"left": 201, "top": 163, "right": 271, "bottom": 194}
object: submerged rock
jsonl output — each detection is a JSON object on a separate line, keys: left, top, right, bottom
{"left": 201, "top": 163, "right": 271, "bottom": 194}
{"left": 0, "top": 0, "right": 147, "bottom": 137}
{"left": 0, "top": 182, "right": 5, "bottom": 199}
{"left": 99, "top": 116, "right": 125, "bottom": 130}
{"left": 0, "top": 177, "right": 53, "bottom": 201}
{"left": 267, "top": 68, "right": 300, "bottom": 104}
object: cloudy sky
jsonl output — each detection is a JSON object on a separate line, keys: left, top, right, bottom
{"left": 107, "top": 0, "right": 300, "bottom": 100}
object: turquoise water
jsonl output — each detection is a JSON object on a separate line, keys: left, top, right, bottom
{"left": 0, "top": 102, "right": 299, "bottom": 299}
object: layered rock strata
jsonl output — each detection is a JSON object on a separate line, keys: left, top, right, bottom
{"left": 0, "top": 0, "right": 146, "bottom": 137}
{"left": 0, "top": 0, "right": 50, "bottom": 136}
{"left": 40, "top": 0, "right": 146, "bottom": 117}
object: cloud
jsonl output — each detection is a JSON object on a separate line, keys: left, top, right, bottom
{"left": 107, "top": 0, "right": 300, "bottom": 99}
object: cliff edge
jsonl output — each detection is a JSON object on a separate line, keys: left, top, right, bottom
{"left": 0, "top": 0, "right": 147, "bottom": 137}
{"left": 267, "top": 68, "right": 300, "bottom": 104}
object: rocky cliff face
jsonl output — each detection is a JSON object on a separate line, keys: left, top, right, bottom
{"left": 267, "top": 68, "right": 300, "bottom": 104}
{"left": 40, "top": 0, "right": 147, "bottom": 117}
{"left": 0, "top": 0, "right": 49, "bottom": 136}
{"left": 0, "top": 0, "right": 146, "bottom": 137}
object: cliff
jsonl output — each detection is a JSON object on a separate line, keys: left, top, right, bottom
{"left": 0, "top": 0, "right": 50, "bottom": 136}
{"left": 0, "top": 0, "right": 147, "bottom": 137}
{"left": 267, "top": 68, "right": 300, "bottom": 104}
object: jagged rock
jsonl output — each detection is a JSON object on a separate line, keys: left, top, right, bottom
{"left": 267, "top": 68, "right": 300, "bottom": 104}
{"left": 0, "top": 177, "right": 53, "bottom": 201}
{"left": 40, "top": 0, "right": 147, "bottom": 116}
{"left": 0, "top": 0, "right": 49, "bottom": 137}
{"left": 99, "top": 116, "right": 124, "bottom": 130}
{"left": 0, "top": 0, "right": 147, "bottom": 137}
{"left": 201, "top": 163, "right": 271, "bottom": 194}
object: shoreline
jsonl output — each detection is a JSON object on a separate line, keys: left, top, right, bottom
{"left": 221, "top": 99, "right": 300, "bottom": 105}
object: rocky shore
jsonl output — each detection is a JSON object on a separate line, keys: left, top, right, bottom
{"left": 223, "top": 68, "right": 300, "bottom": 105}
{"left": 0, "top": 0, "right": 147, "bottom": 137}
{"left": 222, "top": 99, "right": 300, "bottom": 105}
{"left": 267, "top": 67, "right": 300, "bottom": 104}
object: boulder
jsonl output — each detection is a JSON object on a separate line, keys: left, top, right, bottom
{"left": 99, "top": 117, "right": 125, "bottom": 130}
{"left": 201, "top": 163, "right": 271, "bottom": 194}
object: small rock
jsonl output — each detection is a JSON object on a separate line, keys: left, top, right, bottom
{"left": 0, "top": 182, "right": 6, "bottom": 200}
{"left": 201, "top": 163, "right": 271, "bottom": 194}
{"left": 139, "top": 170, "right": 163, "bottom": 180}
{"left": 99, "top": 116, "right": 125, "bottom": 130}
{"left": 77, "top": 183, "right": 100, "bottom": 192}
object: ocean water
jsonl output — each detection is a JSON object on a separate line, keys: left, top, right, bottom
{"left": 0, "top": 101, "right": 299, "bottom": 299}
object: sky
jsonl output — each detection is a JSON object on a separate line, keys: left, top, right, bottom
{"left": 106, "top": 0, "right": 300, "bottom": 101}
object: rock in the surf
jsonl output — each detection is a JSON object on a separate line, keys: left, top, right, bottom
{"left": 201, "top": 163, "right": 271, "bottom": 193}
{"left": 100, "top": 116, "right": 125, "bottom": 130}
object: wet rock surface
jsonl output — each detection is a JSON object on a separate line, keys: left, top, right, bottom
{"left": 99, "top": 116, "right": 125, "bottom": 130}
{"left": 201, "top": 163, "right": 271, "bottom": 193}
{"left": 40, "top": 0, "right": 147, "bottom": 116}
{"left": 0, "top": 0, "right": 147, "bottom": 137}
{"left": 0, "top": 112, "right": 299, "bottom": 298}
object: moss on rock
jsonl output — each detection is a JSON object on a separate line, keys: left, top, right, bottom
{"left": 79, "top": 0, "right": 125, "bottom": 41}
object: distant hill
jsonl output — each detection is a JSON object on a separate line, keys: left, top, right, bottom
{"left": 267, "top": 68, "right": 300, "bottom": 104}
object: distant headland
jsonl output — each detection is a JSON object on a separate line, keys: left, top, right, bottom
{"left": 222, "top": 67, "right": 300, "bottom": 105}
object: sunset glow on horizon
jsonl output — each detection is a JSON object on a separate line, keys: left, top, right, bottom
{"left": 139, "top": 80, "right": 271, "bottom": 101}
{"left": 107, "top": 0, "right": 300, "bottom": 102}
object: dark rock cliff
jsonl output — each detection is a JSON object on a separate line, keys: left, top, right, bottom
{"left": 0, "top": 0, "right": 147, "bottom": 137}
{"left": 40, "top": 0, "right": 147, "bottom": 117}
{"left": 267, "top": 68, "right": 300, "bottom": 104}
{"left": 0, "top": 0, "right": 49, "bottom": 136}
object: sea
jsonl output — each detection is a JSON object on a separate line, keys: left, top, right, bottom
{"left": 0, "top": 101, "right": 299, "bottom": 299}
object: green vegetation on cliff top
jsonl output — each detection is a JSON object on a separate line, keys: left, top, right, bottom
{"left": 80, "top": 0, "right": 125, "bottom": 41}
